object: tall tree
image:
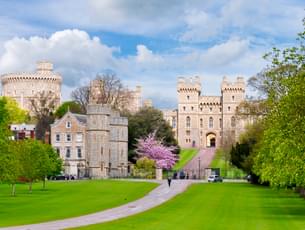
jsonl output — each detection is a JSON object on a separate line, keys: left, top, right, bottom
{"left": 30, "top": 91, "right": 57, "bottom": 142}
{"left": 71, "top": 74, "right": 133, "bottom": 112}
{"left": 125, "top": 107, "right": 179, "bottom": 162}
{"left": 71, "top": 86, "right": 90, "bottom": 114}
{"left": 0, "top": 96, "right": 29, "bottom": 124}
{"left": 253, "top": 18, "right": 305, "bottom": 188}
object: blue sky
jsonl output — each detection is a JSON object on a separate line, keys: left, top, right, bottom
{"left": 0, "top": 0, "right": 304, "bottom": 108}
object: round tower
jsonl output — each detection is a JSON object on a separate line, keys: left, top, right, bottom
{"left": 1, "top": 61, "right": 62, "bottom": 114}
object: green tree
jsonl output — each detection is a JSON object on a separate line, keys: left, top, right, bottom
{"left": 0, "top": 141, "right": 22, "bottom": 196}
{"left": 54, "top": 101, "right": 83, "bottom": 118}
{"left": 0, "top": 96, "right": 29, "bottom": 124}
{"left": 253, "top": 18, "right": 305, "bottom": 188}
{"left": 124, "top": 107, "right": 179, "bottom": 162}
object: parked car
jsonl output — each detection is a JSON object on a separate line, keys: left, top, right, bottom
{"left": 208, "top": 175, "right": 223, "bottom": 182}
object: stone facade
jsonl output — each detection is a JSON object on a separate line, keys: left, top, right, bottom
{"left": 1, "top": 61, "right": 62, "bottom": 114}
{"left": 163, "top": 76, "right": 245, "bottom": 149}
{"left": 86, "top": 104, "right": 128, "bottom": 178}
{"left": 50, "top": 112, "right": 87, "bottom": 177}
{"left": 51, "top": 107, "right": 128, "bottom": 178}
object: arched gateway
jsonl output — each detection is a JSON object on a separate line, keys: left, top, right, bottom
{"left": 206, "top": 133, "right": 216, "bottom": 148}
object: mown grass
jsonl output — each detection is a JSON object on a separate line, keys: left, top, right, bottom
{"left": 77, "top": 183, "right": 305, "bottom": 230}
{"left": 210, "top": 149, "right": 246, "bottom": 178}
{"left": 0, "top": 180, "right": 157, "bottom": 227}
{"left": 173, "top": 148, "right": 198, "bottom": 171}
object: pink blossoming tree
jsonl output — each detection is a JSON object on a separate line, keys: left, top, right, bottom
{"left": 135, "top": 132, "right": 178, "bottom": 170}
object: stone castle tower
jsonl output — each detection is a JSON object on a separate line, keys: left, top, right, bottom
{"left": 1, "top": 61, "right": 62, "bottom": 114}
{"left": 164, "top": 76, "right": 245, "bottom": 149}
{"left": 86, "top": 80, "right": 128, "bottom": 179}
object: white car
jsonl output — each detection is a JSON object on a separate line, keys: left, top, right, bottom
{"left": 208, "top": 175, "right": 223, "bottom": 182}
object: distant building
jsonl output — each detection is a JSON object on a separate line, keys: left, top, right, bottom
{"left": 10, "top": 124, "right": 36, "bottom": 140}
{"left": 163, "top": 76, "right": 246, "bottom": 149}
{"left": 1, "top": 61, "right": 62, "bottom": 114}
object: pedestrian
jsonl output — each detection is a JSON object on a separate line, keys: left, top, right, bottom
{"left": 167, "top": 176, "right": 172, "bottom": 187}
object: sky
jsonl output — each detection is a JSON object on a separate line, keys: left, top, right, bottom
{"left": 0, "top": 0, "right": 304, "bottom": 108}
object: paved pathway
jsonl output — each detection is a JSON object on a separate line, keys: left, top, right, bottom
{"left": 1, "top": 180, "right": 195, "bottom": 230}
{"left": 183, "top": 148, "right": 216, "bottom": 173}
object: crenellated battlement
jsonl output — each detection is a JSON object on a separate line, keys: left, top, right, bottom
{"left": 221, "top": 76, "right": 245, "bottom": 92}
{"left": 177, "top": 76, "right": 201, "bottom": 93}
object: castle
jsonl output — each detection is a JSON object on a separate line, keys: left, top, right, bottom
{"left": 51, "top": 81, "right": 128, "bottom": 178}
{"left": 1, "top": 61, "right": 62, "bottom": 114}
{"left": 163, "top": 76, "right": 246, "bottom": 149}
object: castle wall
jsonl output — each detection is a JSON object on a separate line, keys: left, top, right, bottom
{"left": 173, "top": 76, "right": 245, "bottom": 149}
{"left": 1, "top": 61, "right": 62, "bottom": 114}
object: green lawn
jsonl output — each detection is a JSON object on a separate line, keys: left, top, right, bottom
{"left": 173, "top": 148, "right": 198, "bottom": 171}
{"left": 210, "top": 149, "right": 246, "bottom": 178}
{"left": 77, "top": 183, "right": 305, "bottom": 230}
{"left": 0, "top": 180, "right": 157, "bottom": 227}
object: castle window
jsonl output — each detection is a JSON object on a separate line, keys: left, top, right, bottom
{"left": 209, "top": 117, "right": 213, "bottom": 129}
{"left": 228, "top": 106, "right": 231, "bottom": 112}
{"left": 232, "top": 95, "right": 235, "bottom": 101}
{"left": 55, "top": 148, "right": 60, "bottom": 155}
{"left": 76, "top": 133, "right": 83, "bottom": 142}
{"left": 56, "top": 133, "right": 60, "bottom": 142}
{"left": 77, "top": 147, "right": 82, "bottom": 158}
{"left": 66, "top": 147, "right": 71, "bottom": 158}
{"left": 66, "top": 121, "right": 71, "bottom": 128}
{"left": 186, "top": 116, "right": 191, "bottom": 128}
{"left": 231, "top": 116, "right": 236, "bottom": 127}
{"left": 186, "top": 130, "right": 190, "bottom": 136}
{"left": 200, "top": 118, "right": 203, "bottom": 128}
{"left": 66, "top": 133, "right": 72, "bottom": 142}
{"left": 219, "top": 118, "right": 222, "bottom": 128}
{"left": 209, "top": 107, "right": 212, "bottom": 112}
{"left": 187, "top": 95, "right": 190, "bottom": 100}
{"left": 183, "top": 106, "right": 186, "bottom": 111}
{"left": 191, "top": 106, "right": 194, "bottom": 111}
{"left": 220, "top": 107, "right": 222, "bottom": 113}
{"left": 172, "top": 117, "right": 176, "bottom": 128}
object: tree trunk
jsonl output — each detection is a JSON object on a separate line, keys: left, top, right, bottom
{"left": 29, "top": 181, "right": 33, "bottom": 193}
{"left": 11, "top": 183, "right": 16, "bottom": 197}
{"left": 42, "top": 177, "right": 46, "bottom": 190}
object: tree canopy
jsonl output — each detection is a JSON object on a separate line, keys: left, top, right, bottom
{"left": 124, "top": 107, "right": 179, "bottom": 162}
{"left": 54, "top": 101, "right": 83, "bottom": 118}
{"left": 251, "top": 18, "right": 305, "bottom": 187}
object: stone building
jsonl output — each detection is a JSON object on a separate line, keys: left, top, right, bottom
{"left": 50, "top": 111, "right": 87, "bottom": 177}
{"left": 51, "top": 79, "right": 129, "bottom": 178}
{"left": 163, "top": 76, "right": 245, "bottom": 149}
{"left": 86, "top": 104, "right": 128, "bottom": 178}
{"left": 1, "top": 61, "right": 62, "bottom": 114}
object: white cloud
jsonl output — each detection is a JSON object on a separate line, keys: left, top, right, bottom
{"left": 0, "top": 29, "right": 275, "bottom": 108}
{"left": 0, "top": 29, "right": 118, "bottom": 87}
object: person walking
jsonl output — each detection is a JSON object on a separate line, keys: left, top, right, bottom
{"left": 167, "top": 176, "right": 172, "bottom": 187}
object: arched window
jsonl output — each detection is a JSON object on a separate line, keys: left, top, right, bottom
{"left": 186, "top": 116, "right": 191, "bottom": 128}
{"left": 219, "top": 118, "right": 222, "bottom": 128}
{"left": 200, "top": 118, "right": 203, "bottom": 128}
{"left": 209, "top": 117, "right": 213, "bottom": 128}
{"left": 231, "top": 116, "right": 236, "bottom": 127}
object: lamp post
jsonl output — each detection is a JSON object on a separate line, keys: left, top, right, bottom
{"left": 198, "top": 157, "right": 201, "bottom": 180}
